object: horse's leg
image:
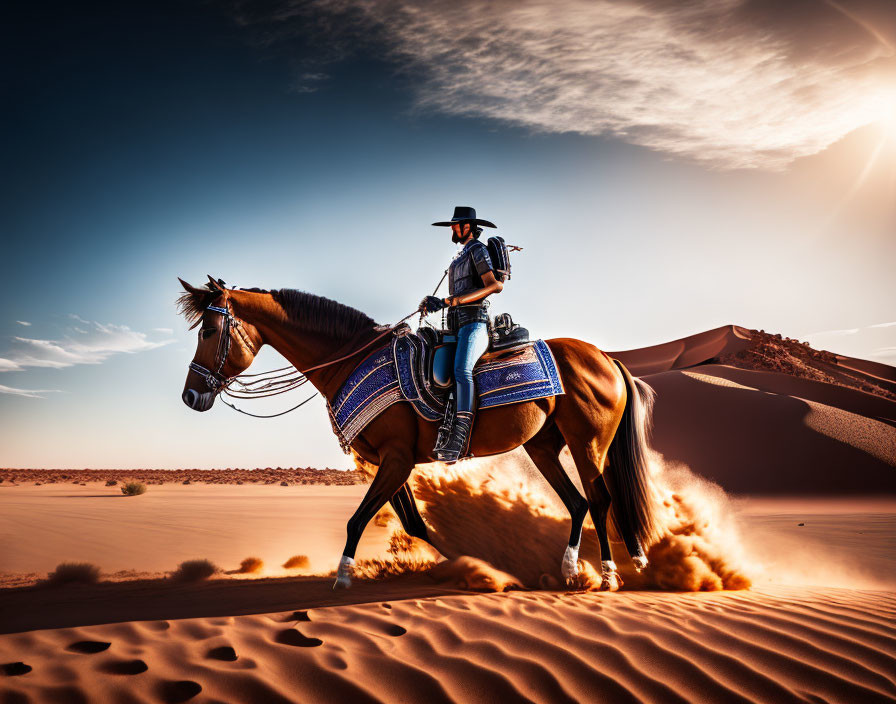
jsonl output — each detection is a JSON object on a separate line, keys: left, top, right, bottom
{"left": 523, "top": 425, "right": 589, "bottom": 586}
{"left": 566, "top": 437, "right": 623, "bottom": 591}
{"left": 334, "top": 450, "right": 413, "bottom": 589}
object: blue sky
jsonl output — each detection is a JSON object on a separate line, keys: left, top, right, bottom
{"left": 2, "top": 0, "right": 895, "bottom": 468}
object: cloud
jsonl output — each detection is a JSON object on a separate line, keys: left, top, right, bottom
{"left": 806, "top": 327, "right": 861, "bottom": 337}
{"left": 15, "top": 321, "right": 31, "bottom": 326}
{"left": 153, "top": 327, "right": 174, "bottom": 335}
{"left": 1, "top": 319, "right": 175, "bottom": 372}
{"left": 870, "top": 321, "right": 896, "bottom": 328}
{"left": 240, "top": 0, "right": 896, "bottom": 169}
{"left": 0, "top": 384, "right": 61, "bottom": 399}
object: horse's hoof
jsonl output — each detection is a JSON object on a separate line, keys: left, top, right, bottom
{"left": 332, "top": 555, "right": 355, "bottom": 590}
{"left": 600, "top": 560, "right": 622, "bottom": 592}
{"left": 561, "top": 543, "right": 580, "bottom": 585}
{"left": 632, "top": 554, "right": 648, "bottom": 573}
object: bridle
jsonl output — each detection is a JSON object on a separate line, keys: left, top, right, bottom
{"left": 185, "top": 296, "right": 422, "bottom": 418}
{"left": 188, "top": 303, "right": 247, "bottom": 393}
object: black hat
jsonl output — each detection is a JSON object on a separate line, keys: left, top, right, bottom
{"left": 432, "top": 206, "right": 496, "bottom": 229}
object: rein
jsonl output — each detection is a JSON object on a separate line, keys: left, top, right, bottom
{"left": 188, "top": 303, "right": 421, "bottom": 419}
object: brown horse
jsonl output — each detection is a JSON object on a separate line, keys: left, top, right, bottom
{"left": 178, "top": 277, "right": 661, "bottom": 590}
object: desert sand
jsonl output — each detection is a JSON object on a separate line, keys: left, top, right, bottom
{"left": 1, "top": 325, "right": 894, "bottom": 703}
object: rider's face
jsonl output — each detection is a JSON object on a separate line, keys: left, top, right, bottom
{"left": 451, "top": 222, "right": 472, "bottom": 243}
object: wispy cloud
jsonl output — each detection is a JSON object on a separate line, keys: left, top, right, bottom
{"left": 869, "top": 321, "right": 896, "bottom": 329}
{"left": 1, "top": 319, "right": 175, "bottom": 372}
{"left": 15, "top": 320, "right": 31, "bottom": 326}
{"left": 0, "top": 384, "right": 62, "bottom": 399}
{"left": 241, "top": 0, "right": 896, "bottom": 169}
{"left": 153, "top": 327, "right": 174, "bottom": 335}
{"left": 805, "top": 327, "right": 860, "bottom": 337}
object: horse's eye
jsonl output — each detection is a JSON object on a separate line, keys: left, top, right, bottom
{"left": 200, "top": 327, "right": 216, "bottom": 340}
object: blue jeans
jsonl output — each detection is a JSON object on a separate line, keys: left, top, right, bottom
{"left": 454, "top": 321, "right": 490, "bottom": 413}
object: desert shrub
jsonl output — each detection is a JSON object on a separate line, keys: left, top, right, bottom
{"left": 172, "top": 559, "right": 220, "bottom": 582}
{"left": 105, "top": 479, "right": 117, "bottom": 486}
{"left": 182, "top": 479, "right": 191, "bottom": 485}
{"left": 47, "top": 562, "right": 101, "bottom": 585}
{"left": 282, "top": 555, "right": 309, "bottom": 569}
{"left": 121, "top": 481, "right": 147, "bottom": 496}
{"left": 280, "top": 481, "right": 289, "bottom": 486}
{"left": 237, "top": 557, "right": 263, "bottom": 574}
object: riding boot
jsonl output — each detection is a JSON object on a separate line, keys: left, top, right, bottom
{"left": 433, "top": 396, "right": 455, "bottom": 453}
{"left": 435, "top": 410, "right": 474, "bottom": 464}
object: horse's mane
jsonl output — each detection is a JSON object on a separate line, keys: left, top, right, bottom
{"left": 265, "top": 288, "right": 378, "bottom": 338}
{"left": 177, "top": 283, "right": 377, "bottom": 338}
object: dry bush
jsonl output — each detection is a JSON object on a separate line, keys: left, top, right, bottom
{"left": 171, "top": 559, "right": 220, "bottom": 582}
{"left": 121, "top": 481, "right": 147, "bottom": 496}
{"left": 280, "top": 481, "right": 289, "bottom": 486}
{"left": 105, "top": 479, "right": 117, "bottom": 486}
{"left": 282, "top": 555, "right": 309, "bottom": 569}
{"left": 47, "top": 562, "right": 101, "bottom": 586}
{"left": 236, "top": 557, "right": 263, "bottom": 574}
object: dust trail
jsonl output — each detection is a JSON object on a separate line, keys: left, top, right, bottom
{"left": 355, "top": 449, "right": 755, "bottom": 591}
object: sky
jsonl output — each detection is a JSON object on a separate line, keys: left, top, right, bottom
{"left": 1, "top": 0, "right": 894, "bottom": 469}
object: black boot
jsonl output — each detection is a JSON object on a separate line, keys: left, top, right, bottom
{"left": 433, "top": 397, "right": 455, "bottom": 454}
{"left": 435, "top": 410, "right": 474, "bottom": 464}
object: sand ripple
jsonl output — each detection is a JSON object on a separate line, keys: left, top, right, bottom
{"left": 1, "top": 586, "right": 893, "bottom": 703}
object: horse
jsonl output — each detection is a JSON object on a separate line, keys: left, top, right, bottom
{"left": 177, "top": 276, "right": 661, "bottom": 590}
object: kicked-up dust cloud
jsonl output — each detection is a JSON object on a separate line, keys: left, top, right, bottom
{"left": 356, "top": 449, "right": 755, "bottom": 591}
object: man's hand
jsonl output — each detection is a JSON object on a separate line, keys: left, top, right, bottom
{"left": 420, "top": 295, "right": 447, "bottom": 314}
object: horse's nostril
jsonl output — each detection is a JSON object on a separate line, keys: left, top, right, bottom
{"left": 183, "top": 389, "right": 199, "bottom": 408}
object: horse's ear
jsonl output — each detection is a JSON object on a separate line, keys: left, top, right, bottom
{"left": 206, "top": 275, "right": 226, "bottom": 292}
{"left": 179, "top": 277, "right": 203, "bottom": 294}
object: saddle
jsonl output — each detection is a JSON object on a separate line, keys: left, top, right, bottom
{"left": 393, "top": 314, "right": 562, "bottom": 423}
{"left": 418, "top": 313, "right": 531, "bottom": 391}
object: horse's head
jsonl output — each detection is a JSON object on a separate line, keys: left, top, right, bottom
{"left": 177, "top": 276, "right": 261, "bottom": 412}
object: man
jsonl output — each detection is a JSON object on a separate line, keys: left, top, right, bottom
{"left": 421, "top": 206, "right": 505, "bottom": 462}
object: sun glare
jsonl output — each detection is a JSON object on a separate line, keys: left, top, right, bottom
{"left": 878, "top": 89, "right": 896, "bottom": 140}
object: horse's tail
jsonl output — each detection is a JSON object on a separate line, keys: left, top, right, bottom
{"left": 606, "top": 359, "right": 662, "bottom": 548}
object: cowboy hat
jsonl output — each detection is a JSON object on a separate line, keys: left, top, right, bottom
{"left": 431, "top": 206, "right": 496, "bottom": 229}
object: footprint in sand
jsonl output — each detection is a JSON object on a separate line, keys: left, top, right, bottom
{"left": 284, "top": 610, "right": 311, "bottom": 622}
{"left": 206, "top": 645, "right": 238, "bottom": 661}
{"left": 99, "top": 659, "right": 148, "bottom": 675}
{"left": 158, "top": 679, "right": 202, "bottom": 703}
{"left": 2, "top": 662, "right": 32, "bottom": 676}
{"left": 275, "top": 629, "right": 323, "bottom": 647}
{"left": 385, "top": 625, "right": 407, "bottom": 637}
{"left": 67, "top": 640, "right": 111, "bottom": 654}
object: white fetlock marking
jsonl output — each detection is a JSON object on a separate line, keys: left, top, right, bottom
{"left": 561, "top": 542, "right": 581, "bottom": 581}
{"left": 632, "top": 554, "right": 648, "bottom": 572}
{"left": 333, "top": 555, "right": 355, "bottom": 590}
{"left": 601, "top": 560, "right": 617, "bottom": 574}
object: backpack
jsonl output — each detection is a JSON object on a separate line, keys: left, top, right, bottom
{"left": 486, "top": 236, "right": 512, "bottom": 282}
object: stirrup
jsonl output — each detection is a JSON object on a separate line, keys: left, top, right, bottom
{"left": 435, "top": 410, "right": 474, "bottom": 464}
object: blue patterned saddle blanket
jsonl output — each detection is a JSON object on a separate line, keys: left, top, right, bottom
{"left": 327, "top": 329, "right": 564, "bottom": 450}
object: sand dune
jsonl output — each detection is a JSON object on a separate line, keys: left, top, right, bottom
{"left": 2, "top": 586, "right": 894, "bottom": 703}
{"left": 610, "top": 326, "right": 896, "bottom": 495}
